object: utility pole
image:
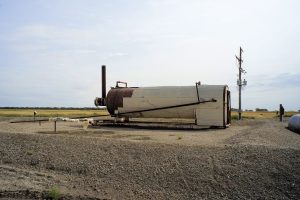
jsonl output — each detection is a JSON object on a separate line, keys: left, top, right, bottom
{"left": 236, "top": 47, "right": 247, "bottom": 120}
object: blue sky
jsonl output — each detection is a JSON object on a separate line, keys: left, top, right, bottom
{"left": 0, "top": 0, "right": 299, "bottom": 110}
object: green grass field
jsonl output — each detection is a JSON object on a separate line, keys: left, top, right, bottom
{"left": 231, "top": 111, "right": 299, "bottom": 119}
{"left": 0, "top": 109, "right": 109, "bottom": 118}
{"left": 0, "top": 109, "right": 298, "bottom": 119}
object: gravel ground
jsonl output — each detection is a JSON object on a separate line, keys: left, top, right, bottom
{"left": 0, "top": 118, "right": 299, "bottom": 199}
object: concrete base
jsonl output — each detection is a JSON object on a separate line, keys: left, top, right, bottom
{"left": 91, "top": 119, "right": 228, "bottom": 130}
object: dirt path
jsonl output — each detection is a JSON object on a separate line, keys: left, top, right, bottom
{"left": 0, "top": 119, "right": 299, "bottom": 199}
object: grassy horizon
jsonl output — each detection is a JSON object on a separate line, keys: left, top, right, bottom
{"left": 0, "top": 109, "right": 299, "bottom": 119}
{"left": 0, "top": 108, "right": 108, "bottom": 117}
{"left": 231, "top": 111, "right": 300, "bottom": 119}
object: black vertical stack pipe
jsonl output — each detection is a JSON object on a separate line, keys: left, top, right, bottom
{"left": 102, "top": 65, "right": 106, "bottom": 98}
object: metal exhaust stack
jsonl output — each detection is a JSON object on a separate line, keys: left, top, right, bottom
{"left": 94, "top": 65, "right": 107, "bottom": 107}
{"left": 102, "top": 65, "right": 106, "bottom": 99}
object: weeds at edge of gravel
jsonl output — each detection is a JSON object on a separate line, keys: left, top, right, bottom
{"left": 47, "top": 187, "right": 61, "bottom": 200}
{"left": 177, "top": 136, "right": 183, "bottom": 140}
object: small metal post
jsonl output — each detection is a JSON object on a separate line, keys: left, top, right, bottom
{"left": 54, "top": 121, "right": 57, "bottom": 132}
{"left": 195, "top": 81, "right": 200, "bottom": 103}
{"left": 33, "top": 111, "right": 37, "bottom": 122}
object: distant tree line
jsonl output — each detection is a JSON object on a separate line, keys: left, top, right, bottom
{"left": 255, "top": 108, "right": 268, "bottom": 112}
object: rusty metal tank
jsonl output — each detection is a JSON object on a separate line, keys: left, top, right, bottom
{"left": 101, "top": 84, "right": 230, "bottom": 127}
{"left": 94, "top": 65, "right": 231, "bottom": 127}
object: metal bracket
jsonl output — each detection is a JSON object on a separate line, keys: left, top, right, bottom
{"left": 116, "top": 81, "right": 127, "bottom": 88}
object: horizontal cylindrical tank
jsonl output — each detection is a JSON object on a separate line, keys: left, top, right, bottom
{"left": 288, "top": 114, "right": 300, "bottom": 133}
{"left": 106, "top": 85, "right": 230, "bottom": 126}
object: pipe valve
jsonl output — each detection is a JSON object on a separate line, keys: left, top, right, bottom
{"left": 94, "top": 97, "right": 106, "bottom": 107}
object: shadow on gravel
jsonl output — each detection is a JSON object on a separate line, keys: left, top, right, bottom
{"left": 95, "top": 125, "right": 223, "bottom": 132}
{"left": 0, "top": 189, "right": 105, "bottom": 200}
{"left": 286, "top": 127, "right": 300, "bottom": 134}
{"left": 37, "top": 130, "right": 115, "bottom": 135}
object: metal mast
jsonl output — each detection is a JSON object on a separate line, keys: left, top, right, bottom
{"left": 236, "top": 47, "right": 247, "bottom": 120}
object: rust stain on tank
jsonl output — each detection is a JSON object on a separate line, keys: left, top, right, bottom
{"left": 106, "top": 88, "right": 135, "bottom": 115}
